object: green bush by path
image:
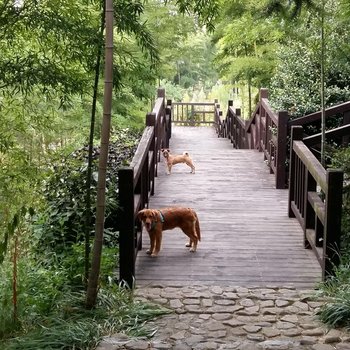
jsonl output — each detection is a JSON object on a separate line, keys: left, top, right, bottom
{"left": 316, "top": 146, "right": 350, "bottom": 328}
{"left": 1, "top": 285, "right": 170, "bottom": 350}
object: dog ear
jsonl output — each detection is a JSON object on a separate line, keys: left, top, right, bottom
{"left": 161, "top": 148, "right": 164, "bottom": 153}
{"left": 137, "top": 210, "right": 145, "bottom": 221}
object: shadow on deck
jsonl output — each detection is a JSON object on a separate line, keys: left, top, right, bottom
{"left": 135, "top": 126, "right": 321, "bottom": 288}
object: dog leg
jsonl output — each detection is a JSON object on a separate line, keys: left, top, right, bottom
{"left": 185, "top": 161, "right": 195, "bottom": 174}
{"left": 152, "top": 232, "right": 163, "bottom": 257}
{"left": 147, "top": 231, "right": 156, "bottom": 255}
{"left": 189, "top": 238, "right": 197, "bottom": 252}
{"left": 182, "top": 226, "right": 198, "bottom": 252}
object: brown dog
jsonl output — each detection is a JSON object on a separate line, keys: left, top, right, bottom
{"left": 161, "top": 148, "right": 195, "bottom": 174}
{"left": 137, "top": 207, "right": 201, "bottom": 257}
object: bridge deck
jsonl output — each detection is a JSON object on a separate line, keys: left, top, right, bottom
{"left": 135, "top": 126, "right": 321, "bottom": 288}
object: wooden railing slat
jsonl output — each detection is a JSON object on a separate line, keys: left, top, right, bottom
{"left": 308, "top": 192, "right": 325, "bottom": 225}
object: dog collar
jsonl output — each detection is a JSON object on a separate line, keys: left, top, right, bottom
{"left": 150, "top": 211, "right": 165, "bottom": 230}
{"left": 158, "top": 210, "right": 165, "bottom": 223}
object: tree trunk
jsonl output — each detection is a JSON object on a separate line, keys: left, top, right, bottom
{"left": 248, "top": 78, "right": 252, "bottom": 118}
{"left": 86, "top": 0, "right": 113, "bottom": 309}
{"left": 320, "top": 0, "right": 326, "bottom": 167}
{"left": 84, "top": 0, "right": 105, "bottom": 289}
{"left": 12, "top": 234, "right": 18, "bottom": 322}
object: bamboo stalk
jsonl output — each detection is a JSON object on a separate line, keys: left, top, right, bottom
{"left": 86, "top": 0, "right": 113, "bottom": 309}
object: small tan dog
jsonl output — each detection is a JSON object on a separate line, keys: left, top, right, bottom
{"left": 161, "top": 148, "right": 195, "bottom": 174}
{"left": 137, "top": 207, "right": 201, "bottom": 257}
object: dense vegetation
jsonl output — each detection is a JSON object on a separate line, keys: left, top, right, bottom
{"left": 0, "top": 0, "right": 217, "bottom": 348}
{"left": 2, "top": 0, "right": 350, "bottom": 347}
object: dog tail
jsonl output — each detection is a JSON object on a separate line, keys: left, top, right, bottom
{"left": 193, "top": 211, "right": 201, "bottom": 241}
{"left": 183, "top": 151, "right": 190, "bottom": 157}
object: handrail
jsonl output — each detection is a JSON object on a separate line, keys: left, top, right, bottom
{"left": 172, "top": 101, "right": 218, "bottom": 125}
{"left": 289, "top": 101, "right": 350, "bottom": 126}
{"left": 288, "top": 126, "right": 343, "bottom": 279}
{"left": 304, "top": 124, "right": 350, "bottom": 147}
{"left": 218, "top": 88, "right": 288, "bottom": 189}
{"left": 219, "top": 90, "right": 350, "bottom": 190}
{"left": 118, "top": 88, "right": 171, "bottom": 287}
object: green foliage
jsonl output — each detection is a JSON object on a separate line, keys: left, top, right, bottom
{"left": 328, "top": 147, "right": 350, "bottom": 255}
{"left": 33, "top": 127, "right": 141, "bottom": 254}
{"left": 144, "top": 1, "right": 218, "bottom": 93}
{"left": 159, "top": 80, "right": 186, "bottom": 102}
{"left": 316, "top": 146, "right": 350, "bottom": 328}
{"left": 170, "top": 0, "right": 219, "bottom": 32}
{"left": 263, "top": 0, "right": 317, "bottom": 18}
{"left": 269, "top": 0, "right": 350, "bottom": 117}
{"left": 0, "top": 0, "right": 223, "bottom": 346}
{"left": 1, "top": 266, "right": 170, "bottom": 349}
{"left": 213, "top": 0, "right": 285, "bottom": 114}
{"left": 317, "top": 263, "right": 350, "bottom": 328}
{"left": 269, "top": 41, "right": 321, "bottom": 117}
{"left": 0, "top": 0, "right": 159, "bottom": 99}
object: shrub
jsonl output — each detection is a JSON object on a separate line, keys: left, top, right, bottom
{"left": 317, "top": 146, "right": 350, "bottom": 328}
{"left": 33, "top": 127, "right": 141, "bottom": 254}
{"left": 1, "top": 284, "right": 170, "bottom": 350}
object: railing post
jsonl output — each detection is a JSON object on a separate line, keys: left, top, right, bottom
{"left": 157, "top": 88, "right": 165, "bottom": 98}
{"left": 324, "top": 169, "right": 343, "bottom": 279}
{"left": 214, "top": 99, "right": 219, "bottom": 129}
{"left": 303, "top": 170, "right": 316, "bottom": 249}
{"left": 141, "top": 151, "right": 149, "bottom": 212}
{"left": 146, "top": 113, "right": 156, "bottom": 195}
{"left": 276, "top": 111, "right": 288, "bottom": 189}
{"left": 260, "top": 88, "right": 268, "bottom": 99}
{"left": 258, "top": 89, "right": 268, "bottom": 151}
{"left": 166, "top": 99, "right": 172, "bottom": 144}
{"left": 288, "top": 126, "right": 303, "bottom": 217}
{"left": 342, "top": 110, "right": 350, "bottom": 146}
{"left": 118, "top": 167, "right": 135, "bottom": 288}
{"left": 236, "top": 108, "right": 241, "bottom": 148}
{"left": 228, "top": 100, "right": 233, "bottom": 143}
{"left": 219, "top": 110, "right": 224, "bottom": 137}
{"left": 191, "top": 104, "right": 195, "bottom": 126}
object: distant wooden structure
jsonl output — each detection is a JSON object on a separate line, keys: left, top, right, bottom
{"left": 171, "top": 101, "right": 221, "bottom": 125}
{"left": 117, "top": 88, "right": 346, "bottom": 288}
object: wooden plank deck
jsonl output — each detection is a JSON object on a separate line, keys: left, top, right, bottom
{"left": 135, "top": 126, "right": 322, "bottom": 288}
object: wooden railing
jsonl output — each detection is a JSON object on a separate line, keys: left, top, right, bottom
{"left": 288, "top": 126, "right": 343, "bottom": 279}
{"left": 172, "top": 101, "right": 220, "bottom": 125}
{"left": 219, "top": 89, "right": 288, "bottom": 189}
{"left": 117, "top": 89, "right": 171, "bottom": 287}
{"left": 219, "top": 89, "right": 350, "bottom": 190}
{"left": 290, "top": 101, "right": 350, "bottom": 151}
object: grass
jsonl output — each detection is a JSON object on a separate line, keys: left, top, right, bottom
{"left": 316, "top": 262, "right": 350, "bottom": 329}
{"left": 1, "top": 286, "right": 171, "bottom": 350}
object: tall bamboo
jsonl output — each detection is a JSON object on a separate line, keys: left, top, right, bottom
{"left": 86, "top": 0, "right": 113, "bottom": 309}
{"left": 84, "top": 0, "right": 105, "bottom": 289}
{"left": 321, "top": 0, "right": 326, "bottom": 167}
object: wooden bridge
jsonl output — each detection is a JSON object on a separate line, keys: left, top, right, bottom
{"left": 117, "top": 89, "right": 347, "bottom": 289}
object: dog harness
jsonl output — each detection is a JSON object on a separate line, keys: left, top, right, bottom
{"left": 151, "top": 210, "right": 165, "bottom": 230}
{"left": 158, "top": 210, "right": 165, "bottom": 223}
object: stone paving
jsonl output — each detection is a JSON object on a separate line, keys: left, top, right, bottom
{"left": 97, "top": 285, "right": 350, "bottom": 350}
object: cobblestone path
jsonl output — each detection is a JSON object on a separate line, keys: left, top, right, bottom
{"left": 97, "top": 285, "right": 350, "bottom": 350}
